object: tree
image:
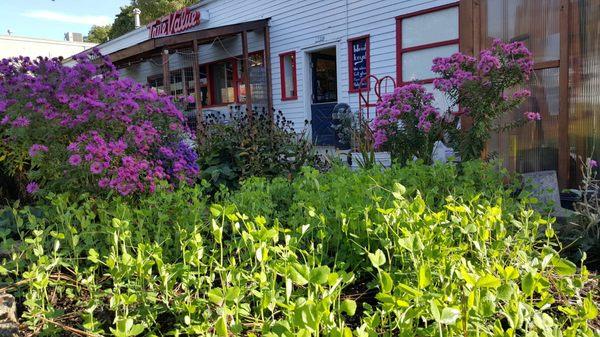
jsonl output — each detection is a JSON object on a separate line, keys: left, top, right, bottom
{"left": 108, "top": 5, "right": 135, "bottom": 40}
{"left": 86, "top": 25, "right": 112, "bottom": 43}
{"left": 106, "top": 1, "right": 195, "bottom": 40}
{"left": 132, "top": 0, "right": 197, "bottom": 24}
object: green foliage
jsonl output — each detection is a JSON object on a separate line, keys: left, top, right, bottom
{"left": 1, "top": 162, "right": 598, "bottom": 336}
{"left": 197, "top": 108, "right": 318, "bottom": 194}
{"left": 86, "top": 25, "right": 112, "bottom": 43}
{"left": 106, "top": 1, "right": 196, "bottom": 40}
{"left": 132, "top": 0, "right": 196, "bottom": 24}
{"left": 108, "top": 5, "right": 135, "bottom": 40}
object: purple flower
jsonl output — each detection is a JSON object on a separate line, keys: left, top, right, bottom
{"left": 90, "top": 162, "right": 103, "bottom": 174}
{"left": 11, "top": 116, "right": 30, "bottom": 127}
{"left": 68, "top": 154, "right": 82, "bottom": 166}
{"left": 28, "top": 144, "right": 49, "bottom": 158}
{"left": 26, "top": 182, "right": 39, "bottom": 194}
{"left": 588, "top": 158, "right": 598, "bottom": 169}
{"left": 98, "top": 177, "right": 110, "bottom": 188}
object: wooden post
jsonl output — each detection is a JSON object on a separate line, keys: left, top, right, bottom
{"left": 162, "top": 49, "right": 170, "bottom": 94}
{"left": 241, "top": 30, "right": 253, "bottom": 116}
{"left": 558, "top": 0, "right": 570, "bottom": 188}
{"left": 192, "top": 40, "right": 203, "bottom": 136}
{"left": 263, "top": 24, "right": 273, "bottom": 117}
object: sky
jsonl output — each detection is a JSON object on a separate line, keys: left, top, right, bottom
{"left": 0, "top": 0, "right": 130, "bottom": 40}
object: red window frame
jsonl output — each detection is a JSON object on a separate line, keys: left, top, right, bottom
{"left": 279, "top": 51, "right": 298, "bottom": 101}
{"left": 347, "top": 35, "right": 371, "bottom": 93}
{"left": 396, "top": 2, "right": 459, "bottom": 85}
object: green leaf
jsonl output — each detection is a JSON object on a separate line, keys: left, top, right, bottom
{"left": 522, "top": 271, "right": 536, "bottom": 296}
{"left": 379, "top": 270, "right": 393, "bottom": 293}
{"left": 392, "top": 183, "right": 406, "bottom": 199}
{"left": 418, "top": 264, "right": 431, "bottom": 289}
{"left": 439, "top": 307, "right": 461, "bottom": 325}
{"left": 215, "top": 316, "right": 228, "bottom": 337}
{"left": 476, "top": 274, "right": 501, "bottom": 288}
{"left": 309, "top": 266, "right": 330, "bottom": 285}
{"left": 340, "top": 299, "right": 357, "bottom": 316}
{"left": 583, "top": 296, "right": 598, "bottom": 320}
{"left": 289, "top": 263, "right": 309, "bottom": 286}
{"left": 430, "top": 300, "right": 441, "bottom": 321}
{"left": 368, "top": 249, "right": 386, "bottom": 268}
{"left": 207, "top": 288, "right": 224, "bottom": 306}
{"left": 551, "top": 257, "right": 576, "bottom": 276}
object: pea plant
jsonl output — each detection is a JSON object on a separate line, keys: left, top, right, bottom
{"left": 1, "top": 162, "right": 597, "bottom": 336}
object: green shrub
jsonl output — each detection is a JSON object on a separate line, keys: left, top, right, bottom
{"left": 1, "top": 162, "right": 597, "bottom": 336}
{"left": 197, "top": 107, "right": 318, "bottom": 194}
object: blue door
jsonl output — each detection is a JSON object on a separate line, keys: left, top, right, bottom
{"left": 310, "top": 49, "right": 338, "bottom": 146}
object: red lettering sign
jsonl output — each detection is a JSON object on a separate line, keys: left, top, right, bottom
{"left": 147, "top": 7, "right": 201, "bottom": 38}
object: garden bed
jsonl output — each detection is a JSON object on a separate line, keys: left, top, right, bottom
{"left": 1, "top": 162, "right": 598, "bottom": 336}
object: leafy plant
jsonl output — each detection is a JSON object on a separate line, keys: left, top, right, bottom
{"left": 197, "top": 107, "right": 317, "bottom": 193}
{"left": 1, "top": 162, "right": 598, "bottom": 336}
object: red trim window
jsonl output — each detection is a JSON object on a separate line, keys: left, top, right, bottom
{"left": 209, "top": 58, "right": 238, "bottom": 106}
{"left": 396, "top": 3, "right": 459, "bottom": 85}
{"left": 348, "top": 35, "right": 370, "bottom": 93}
{"left": 279, "top": 51, "right": 298, "bottom": 100}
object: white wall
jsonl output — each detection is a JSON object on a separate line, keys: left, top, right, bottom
{"left": 94, "top": 0, "right": 458, "bottom": 129}
{"left": 0, "top": 35, "right": 96, "bottom": 59}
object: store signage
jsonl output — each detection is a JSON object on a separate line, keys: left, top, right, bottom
{"left": 350, "top": 37, "right": 369, "bottom": 91}
{"left": 148, "top": 7, "right": 202, "bottom": 38}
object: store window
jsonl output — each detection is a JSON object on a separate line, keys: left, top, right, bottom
{"left": 396, "top": 3, "right": 459, "bottom": 84}
{"left": 198, "top": 65, "right": 210, "bottom": 107}
{"left": 211, "top": 60, "right": 236, "bottom": 105}
{"left": 280, "top": 51, "right": 297, "bottom": 100}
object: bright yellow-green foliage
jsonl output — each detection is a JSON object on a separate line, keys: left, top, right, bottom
{"left": 0, "top": 161, "right": 597, "bottom": 336}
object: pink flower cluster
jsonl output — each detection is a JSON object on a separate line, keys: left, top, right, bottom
{"left": 524, "top": 111, "right": 542, "bottom": 121}
{"left": 0, "top": 50, "right": 198, "bottom": 196}
{"left": 372, "top": 84, "right": 440, "bottom": 148}
{"left": 432, "top": 39, "right": 534, "bottom": 94}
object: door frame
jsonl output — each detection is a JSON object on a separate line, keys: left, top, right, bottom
{"left": 302, "top": 43, "right": 342, "bottom": 140}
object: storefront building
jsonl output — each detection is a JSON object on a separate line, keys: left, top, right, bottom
{"left": 84, "top": 0, "right": 599, "bottom": 188}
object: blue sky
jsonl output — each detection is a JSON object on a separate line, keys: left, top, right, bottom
{"left": 1, "top": 0, "right": 130, "bottom": 40}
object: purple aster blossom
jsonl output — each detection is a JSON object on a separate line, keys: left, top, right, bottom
{"left": 588, "top": 158, "right": 598, "bottom": 169}
{"left": 28, "top": 144, "right": 49, "bottom": 158}
{"left": 26, "top": 182, "right": 39, "bottom": 194}
{"left": 68, "top": 154, "right": 82, "bottom": 166}
{"left": 11, "top": 116, "right": 30, "bottom": 127}
{"left": 90, "top": 162, "right": 103, "bottom": 174}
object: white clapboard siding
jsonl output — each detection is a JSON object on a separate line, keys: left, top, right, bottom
{"left": 93, "top": 0, "right": 457, "bottom": 130}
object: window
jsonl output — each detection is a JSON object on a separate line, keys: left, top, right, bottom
{"left": 147, "top": 76, "right": 164, "bottom": 92}
{"left": 280, "top": 51, "right": 297, "bottom": 100}
{"left": 210, "top": 60, "right": 236, "bottom": 105}
{"left": 237, "top": 51, "right": 265, "bottom": 103}
{"left": 170, "top": 69, "right": 184, "bottom": 97}
{"left": 483, "top": 0, "right": 562, "bottom": 177}
{"left": 348, "top": 35, "right": 370, "bottom": 93}
{"left": 396, "top": 3, "right": 459, "bottom": 84}
{"left": 147, "top": 52, "right": 265, "bottom": 108}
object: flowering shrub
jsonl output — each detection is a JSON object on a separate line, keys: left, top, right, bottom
{"left": 372, "top": 84, "right": 441, "bottom": 164}
{"left": 0, "top": 51, "right": 198, "bottom": 197}
{"left": 432, "top": 39, "right": 537, "bottom": 160}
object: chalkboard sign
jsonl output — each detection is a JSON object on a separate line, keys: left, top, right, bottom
{"left": 348, "top": 36, "right": 370, "bottom": 92}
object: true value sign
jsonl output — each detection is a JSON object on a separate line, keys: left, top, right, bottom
{"left": 147, "top": 7, "right": 204, "bottom": 38}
